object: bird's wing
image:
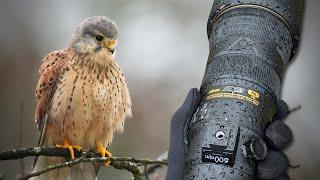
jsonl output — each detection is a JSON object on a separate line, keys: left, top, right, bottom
{"left": 35, "top": 49, "right": 70, "bottom": 133}
{"left": 33, "top": 49, "right": 70, "bottom": 167}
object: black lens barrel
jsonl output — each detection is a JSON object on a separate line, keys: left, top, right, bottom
{"left": 184, "top": 1, "right": 301, "bottom": 179}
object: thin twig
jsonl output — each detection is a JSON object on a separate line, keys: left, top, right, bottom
{"left": 19, "top": 155, "right": 87, "bottom": 180}
{"left": 289, "top": 105, "right": 302, "bottom": 114}
{"left": 289, "top": 164, "right": 301, "bottom": 169}
{"left": 146, "top": 151, "right": 167, "bottom": 175}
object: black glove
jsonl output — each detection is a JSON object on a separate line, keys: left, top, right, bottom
{"left": 258, "top": 100, "right": 294, "bottom": 180}
{"left": 167, "top": 88, "right": 201, "bottom": 180}
{"left": 167, "top": 89, "right": 294, "bottom": 180}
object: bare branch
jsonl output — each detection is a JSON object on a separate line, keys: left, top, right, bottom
{"left": 21, "top": 156, "right": 146, "bottom": 180}
{"left": 0, "top": 147, "right": 79, "bottom": 160}
{"left": 0, "top": 147, "right": 167, "bottom": 180}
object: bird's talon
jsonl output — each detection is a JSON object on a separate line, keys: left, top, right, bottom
{"left": 55, "top": 140, "right": 81, "bottom": 160}
{"left": 96, "top": 142, "right": 112, "bottom": 166}
{"left": 74, "top": 145, "right": 82, "bottom": 152}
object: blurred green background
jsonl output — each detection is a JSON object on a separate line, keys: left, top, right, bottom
{"left": 0, "top": 0, "right": 319, "bottom": 179}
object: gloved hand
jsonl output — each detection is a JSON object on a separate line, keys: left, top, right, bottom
{"left": 167, "top": 88, "right": 295, "bottom": 180}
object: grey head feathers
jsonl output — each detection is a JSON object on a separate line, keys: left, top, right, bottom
{"left": 70, "top": 16, "right": 118, "bottom": 54}
{"left": 80, "top": 16, "right": 118, "bottom": 40}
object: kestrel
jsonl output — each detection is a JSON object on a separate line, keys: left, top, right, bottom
{"left": 31, "top": 16, "right": 132, "bottom": 180}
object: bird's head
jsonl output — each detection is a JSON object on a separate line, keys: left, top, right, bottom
{"left": 70, "top": 16, "right": 118, "bottom": 62}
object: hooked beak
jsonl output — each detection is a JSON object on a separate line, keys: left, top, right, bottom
{"left": 104, "top": 39, "right": 117, "bottom": 54}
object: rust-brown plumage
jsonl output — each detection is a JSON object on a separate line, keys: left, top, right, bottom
{"left": 32, "top": 16, "right": 132, "bottom": 180}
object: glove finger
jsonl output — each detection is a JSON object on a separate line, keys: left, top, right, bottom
{"left": 171, "top": 88, "right": 201, "bottom": 130}
{"left": 258, "top": 151, "right": 289, "bottom": 179}
{"left": 273, "top": 100, "right": 289, "bottom": 121}
{"left": 265, "top": 120, "right": 293, "bottom": 150}
{"left": 167, "top": 88, "right": 200, "bottom": 180}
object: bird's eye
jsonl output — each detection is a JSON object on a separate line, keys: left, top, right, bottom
{"left": 95, "top": 35, "right": 104, "bottom": 41}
